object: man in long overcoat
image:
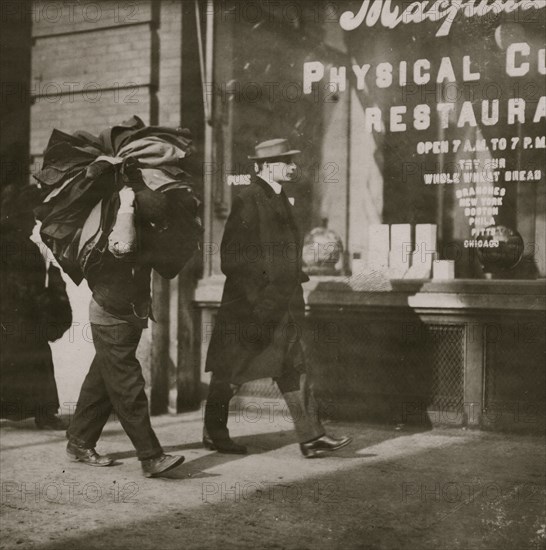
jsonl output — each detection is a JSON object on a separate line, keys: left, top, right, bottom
{"left": 204, "top": 139, "right": 351, "bottom": 457}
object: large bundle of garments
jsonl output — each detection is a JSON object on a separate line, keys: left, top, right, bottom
{"left": 33, "top": 115, "right": 202, "bottom": 285}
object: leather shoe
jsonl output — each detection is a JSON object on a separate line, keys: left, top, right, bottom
{"left": 300, "top": 434, "right": 352, "bottom": 458}
{"left": 141, "top": 454, "right": 185, "bottom": 478}
{"left": 35, "top": 414, "right": 68, "bottom": 430}
{"left": 203, "top": 433, "right": 247, "bottom": 455}
{"left": 66, "top": 441, "right": 113, "bottom": 467}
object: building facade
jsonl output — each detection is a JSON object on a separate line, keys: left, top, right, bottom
{"left": 23, "top": 0, "right": 546, "bottom": 429}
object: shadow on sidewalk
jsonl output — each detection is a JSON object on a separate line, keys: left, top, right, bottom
{"left": 30, "top": 429, "right": 546, "bottom": 550}
{"left": 108, "top": 425, "right": 415, "bottom": 479}
{"left": 108, "top": 430, "right": 307, "bottom": 478}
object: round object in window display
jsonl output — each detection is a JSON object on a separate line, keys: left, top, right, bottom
{"left": 302, "top": 227, "right": 343, "bottom": 275}
{"left": 477, "top": 226, "right": 524, "bottom": 274}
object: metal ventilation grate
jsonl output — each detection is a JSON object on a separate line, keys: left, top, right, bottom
{"left": 426, "top": 325, "right": 465, "bottom": 410}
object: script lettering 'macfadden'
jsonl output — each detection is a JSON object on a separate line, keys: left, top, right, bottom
{"left": 339, "top": 0, "right": 546, "bottom": 38}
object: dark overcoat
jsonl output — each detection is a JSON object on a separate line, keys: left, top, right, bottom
{"left": 0, "top": 223, "right": 66, "bottom": 420}
{"left": 205, "top": 176, "right": 309, "bottom": 384}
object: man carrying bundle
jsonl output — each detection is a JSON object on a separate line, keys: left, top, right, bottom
{"left": 65, "top": 181, "right": 187, "bottom": 478}
{"left": 36, "top": 117, "right": 203, "bottom": 479}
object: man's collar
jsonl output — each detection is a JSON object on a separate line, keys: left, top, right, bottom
{"left": 256, "top": 175, "right": 282, "bottom": 195}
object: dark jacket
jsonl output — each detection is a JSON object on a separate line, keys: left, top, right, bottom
{"left": 205, "top": 176, "right": 309, "bottom": 384}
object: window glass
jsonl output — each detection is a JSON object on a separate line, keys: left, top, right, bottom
{"left": 212, "top": 0, "right": 545, "bottom": 280}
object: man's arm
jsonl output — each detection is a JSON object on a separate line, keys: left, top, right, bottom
{"left": 220, "top": 195, "right": 268, "bottom": 301}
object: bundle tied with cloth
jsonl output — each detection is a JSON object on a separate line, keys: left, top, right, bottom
{"left": 33, "top": 115, "right": 202, "bottom": 287}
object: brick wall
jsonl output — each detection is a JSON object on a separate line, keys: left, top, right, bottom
{"left": 30, "top": 1, "right": 153, "bottom": 164}
{"left": 30, "top": 0, "right": 188, "bottom": 161}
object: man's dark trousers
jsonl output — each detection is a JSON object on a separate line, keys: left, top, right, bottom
{"left": 67, "top": 322, "right": 162, "bottom": 460}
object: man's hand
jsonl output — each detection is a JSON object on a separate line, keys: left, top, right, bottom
{"left": 119, "top": 186, "right": 135, "bottom": 208}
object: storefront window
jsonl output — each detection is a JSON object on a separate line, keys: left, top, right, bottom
{"left": 210, "top": 0, "right": 545, "bottom": 280}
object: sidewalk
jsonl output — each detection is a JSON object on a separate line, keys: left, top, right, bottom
{"left": 1, "top": 404, "right": 545, "bottom": 550}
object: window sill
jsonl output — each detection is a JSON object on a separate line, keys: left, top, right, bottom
{"left": 194, "top": 275, "right": 546, "bottom": 311}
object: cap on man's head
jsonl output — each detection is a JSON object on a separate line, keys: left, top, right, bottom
{"left": 248, "top": 139, "right": 301, "bottom": 161}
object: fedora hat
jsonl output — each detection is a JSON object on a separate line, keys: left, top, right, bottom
{"left": 248, "top": 138, "right": 301, "bottom": 161}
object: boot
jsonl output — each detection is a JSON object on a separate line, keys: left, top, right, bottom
{"left": 203, "top": 426, "right": 247, "bottom": 454}
{"left": 36, "top": 413, "right": 68, "bottom": 430}
{"left": 203, "top": 380, "right": 247, "bottom": 455}
{"left": 300, "top": 434, "right": 352, "bottom": 458}
{"left": 66, "top": 441, "right": 113, "bottom": 467}
{"left": 141, "top": 454, "right": 185, "bottom": 478}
